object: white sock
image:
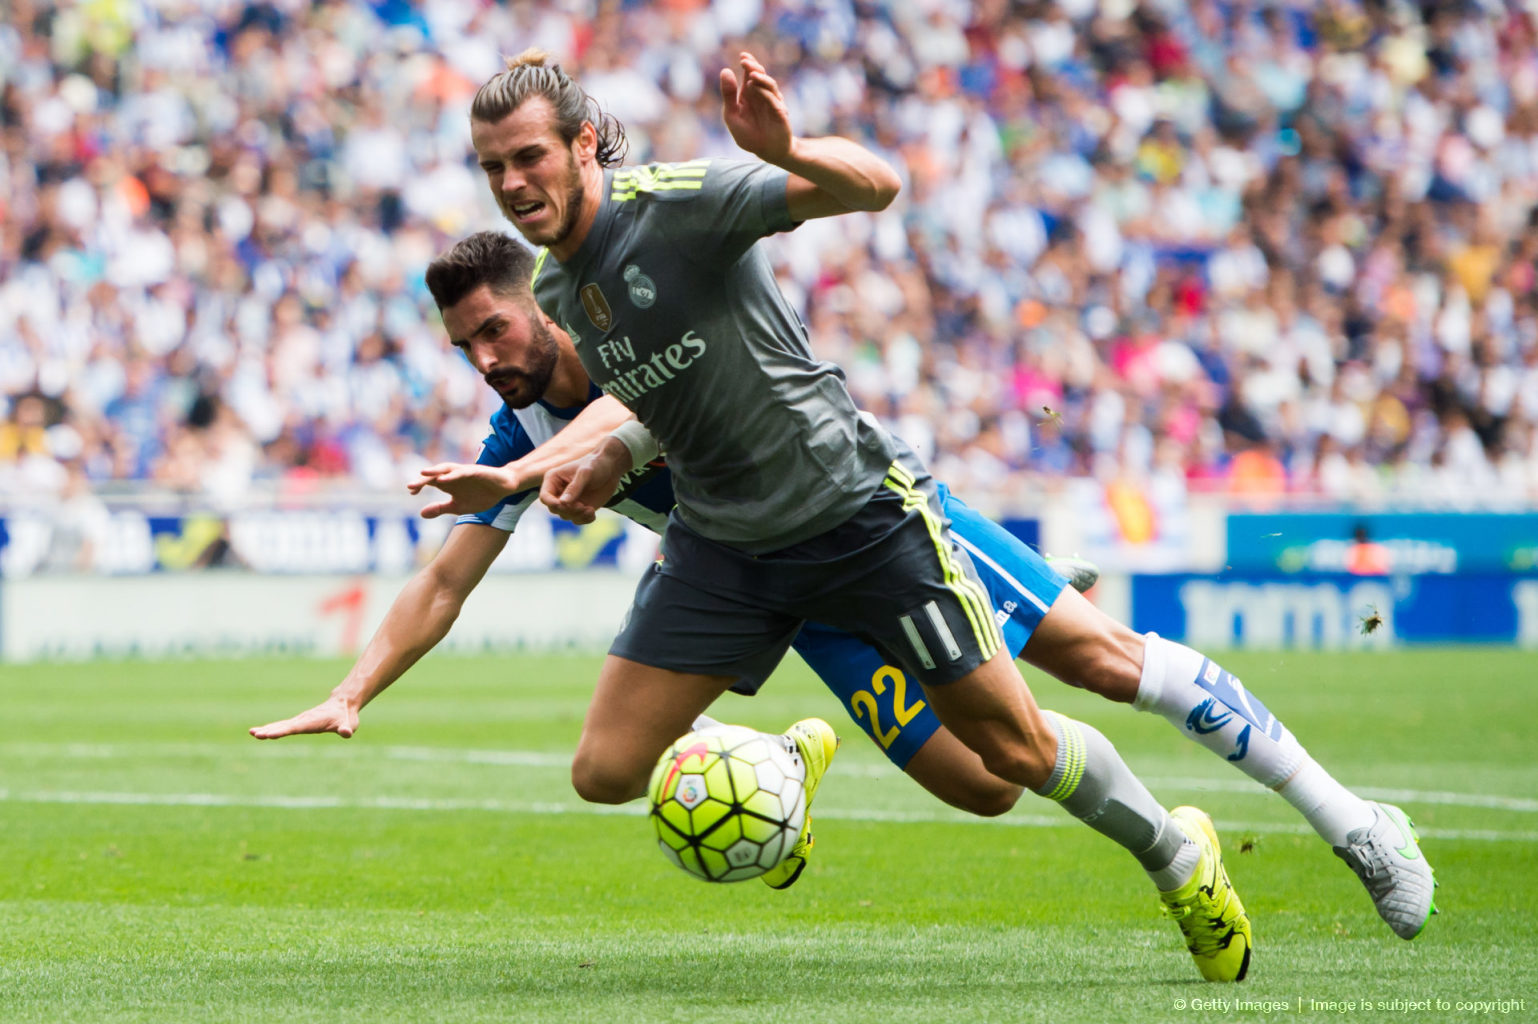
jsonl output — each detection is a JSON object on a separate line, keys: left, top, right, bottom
{"left": 1148, "top": 834, "right": 1203, "bottom": 892}
{"left": 1275, "top": 758, "right": 1376, "bottom": 847}
{"left": 1137, "top": 634, "right": 1373, "bottom": 845}
{"left": 689, "top": 713, "right": 804, "bottom": 778}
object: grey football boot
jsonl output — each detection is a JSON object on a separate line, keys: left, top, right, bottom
{"left": 1333, "top": 801, "right": 1438, "bottom": 939}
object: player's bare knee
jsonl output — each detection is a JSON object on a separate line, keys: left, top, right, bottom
{"left": 570, "top": 753, "right": 644, "bottom": 805}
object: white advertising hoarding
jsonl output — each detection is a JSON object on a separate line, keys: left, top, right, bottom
{"left": 0, "top": 571, "right": 641, "bottom": 662}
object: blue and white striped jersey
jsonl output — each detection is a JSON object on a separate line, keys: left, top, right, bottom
{"left": 454, "top": 383, "right": 673, "bottom": 534}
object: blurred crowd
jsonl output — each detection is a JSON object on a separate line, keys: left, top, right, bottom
{"left": 4, "top": 0, "right": 1538, "bottom": 518}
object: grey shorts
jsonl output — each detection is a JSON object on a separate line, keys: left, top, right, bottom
{"left": 609, "top": 459, "right": 1005, "bottom": 693}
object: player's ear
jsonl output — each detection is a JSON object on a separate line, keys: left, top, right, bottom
{"left": 574, "top": 120, "right": 598, "bottom": 163}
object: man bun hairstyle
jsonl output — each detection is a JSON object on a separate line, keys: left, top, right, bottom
{"left": 471, "top": 48, "right": 629, "bottom": 168}
{"left": 425, "top": 231, "right": 537, "bottom": 311}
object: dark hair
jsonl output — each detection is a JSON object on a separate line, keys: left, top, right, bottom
{"left": 424, "top": 231, "right": 537, "bottom": 310}
{"left": 471, "top": 48, "right": 628, "bottom": 168}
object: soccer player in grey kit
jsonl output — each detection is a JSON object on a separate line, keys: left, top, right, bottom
{"left": 465, "top": 48, "right": 1435, "bottom": 978}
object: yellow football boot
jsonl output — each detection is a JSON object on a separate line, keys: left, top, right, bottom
{"left": 1159, "top": 806, "right": 1253, "bottom": 981}
{"left": 761, "top": 718, "right": 839, "bottom": 890}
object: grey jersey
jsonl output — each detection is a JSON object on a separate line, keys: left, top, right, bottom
{"left": 532, "top": 158, "right": 901, "bottom": 553}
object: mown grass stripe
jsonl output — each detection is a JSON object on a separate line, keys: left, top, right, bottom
{"left": 4, "top": 788, "right": 1534, "bottom": 842}
{"left": 8, "top": 743, "right": 1537, "bottom": 813}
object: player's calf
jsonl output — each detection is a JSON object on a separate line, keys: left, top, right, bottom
{"left": 903, "top": 730, "right": 1022, "bottom": 817}
{"left": 573, "top": 658, "right": 740, "bottom": 805}
{"left": 1024, "top": 588, "right": 1145, "bottom": 703}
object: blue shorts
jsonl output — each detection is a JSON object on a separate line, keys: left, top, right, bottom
{"left": 790, "top": 485, "right": 1067, "bottom": 769}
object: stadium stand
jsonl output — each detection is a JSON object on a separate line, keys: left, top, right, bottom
{"left": 2, "top": 0, "right": 1537, "bottom": 513}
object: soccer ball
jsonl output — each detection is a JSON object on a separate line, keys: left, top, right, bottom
{"left": 647, "top": 725, "right": 805, "bottom": 882}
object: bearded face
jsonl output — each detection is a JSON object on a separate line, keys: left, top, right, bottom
{"left": 441, "top": 287, "right": 562, "bottom": 410}
{"left": 483, "top": 309, "right": 559, "bottom": 409}
{"left": 473, "top": 99, "right": 590, "bottom": 253}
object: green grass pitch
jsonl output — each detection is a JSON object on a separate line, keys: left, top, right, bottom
{"left": 3, "top": 647, "right": 1535, "bottom": 1023}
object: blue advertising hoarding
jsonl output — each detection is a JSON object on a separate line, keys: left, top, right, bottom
{"left": 1227, "top": 512, "right": 1538, "bottom": 574}
{"left": 1132, "top": 572, "right": 1538, "bottom": 648}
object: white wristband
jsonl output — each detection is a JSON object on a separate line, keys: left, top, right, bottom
{"left": 609, "top": 419, "right": 661, "bottom": 471}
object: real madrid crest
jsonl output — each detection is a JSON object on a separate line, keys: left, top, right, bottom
{"left": 624, "top": 264, "right": 657, "bottom": 308}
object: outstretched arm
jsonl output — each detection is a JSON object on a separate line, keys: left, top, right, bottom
{"left": 249, "top": 523, "right": 508, "bottom": 739}
{"left": 410, "top": 395, "right": 636, "bottom": 519}
{"left": 719, "top": 51, "right": 901, "bottom": 221}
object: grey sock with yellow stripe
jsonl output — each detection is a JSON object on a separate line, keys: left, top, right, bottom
{"left": 1034, "top": 710, "right": 1199, "bottom": 891}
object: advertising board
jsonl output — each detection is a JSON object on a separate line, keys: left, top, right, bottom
{"left": 1132, "top": 572, "right": 1538, "bottom": 648}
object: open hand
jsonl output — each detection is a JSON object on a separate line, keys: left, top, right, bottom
{"left": 250, "top": 694, "right": 359, "bottom": 740}
{"left": 719, "top": 51, "right": 793, "bottom": 163}
{"left": 408, "top": 462, "right": 520, "bottom": 519}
